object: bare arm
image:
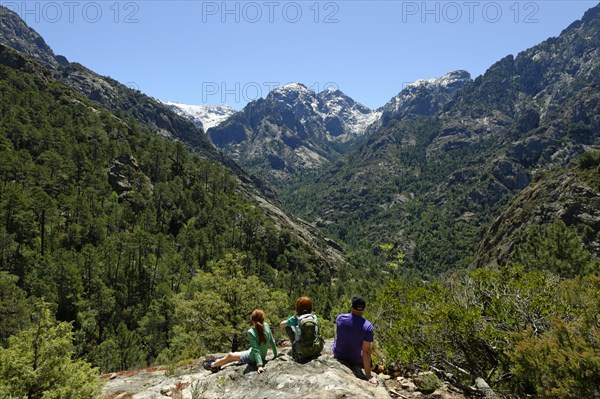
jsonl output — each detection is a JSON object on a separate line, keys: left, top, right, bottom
{"left": 362, "top": 341, "right": 377, "bottom": 384}
{"left": 279, "top": 320, "right": 288, "bottom": 328}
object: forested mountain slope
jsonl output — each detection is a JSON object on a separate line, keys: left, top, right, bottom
{"left": 0, "top": 41, "right": 364, "bottom": 382}
{"left": 282, "top": 4, "right": 600, "bottom": 274}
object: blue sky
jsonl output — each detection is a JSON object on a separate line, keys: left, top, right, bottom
{"left": 6, "top": 0, "right": 598, "bottom": 109}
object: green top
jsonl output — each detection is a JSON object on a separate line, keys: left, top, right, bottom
{"left": 247, "top": 322, "right": 278, "bottom": 366}
{"left": 286, "top": 315, "right": 299, "bottom": 327}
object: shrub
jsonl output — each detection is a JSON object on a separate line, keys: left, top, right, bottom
{"left": 372, "top": 268, "right": 600, "bottom": 397}
{"left": 509, "top": 319, "right": 600, "bottom": 399}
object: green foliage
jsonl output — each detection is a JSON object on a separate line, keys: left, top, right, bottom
{"left": 378, "top": 243, "right": 405, "bottom": 272}
{"left": 415, "top": 371, "right": 443, "bottom": 394}
{"left": 171, "top": 253, "right": 289, "bottom": 359}
{"left": 371, "top": 278, "right": 444, "bottom": 365}
{"left": 509, "top": 318, "right": 600, "bottom": 399}
{"left": 577, "top": 150, "right": 600, "bottom": 170}
{"left": 0, "top": 271, "right": 31, "bottom": 346}
{"left": 0, "top": 306, "right": 101, "bottom": 399}
{"left": 508, "top": 274, "right": 600, "bottom": 398}
{"left": 0, "top": 61, "right": 341, "bottom": 374}
{"left": 576, "top": 150, "right": 600, "bottom": 191}
{"left": 372, "top": 266, "right": 600, "bottom": 396}
{"left": 513, "top": 220, "right": 600, "bottom": 277}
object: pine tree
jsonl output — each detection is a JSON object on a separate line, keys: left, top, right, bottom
{"left": 0, "top": 272, "right": 30, "bottom": 346}
{"left": 513, "top": 220, "right": 600, "bottom": 277}
{"left": 0, "top": 306, "right": 101, "bottom": 399}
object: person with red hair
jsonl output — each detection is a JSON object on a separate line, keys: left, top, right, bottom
{"left": 205, "top": 309, "right": 278, "bottom": 373}
{"left": 280, "top": 296, "right": 324, "bottom": 361}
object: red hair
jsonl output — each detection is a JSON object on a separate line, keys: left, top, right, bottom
{"left": 295, "top": 296, "right": 313, "bottom": 315}
{"left": 251, "top": 309, "right": 267, "bottom": 344}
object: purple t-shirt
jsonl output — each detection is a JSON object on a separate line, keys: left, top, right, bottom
{"left": 332, "top": 312, "right": 374, "bottom": 365}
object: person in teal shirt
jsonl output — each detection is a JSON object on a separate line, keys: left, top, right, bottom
{"left": 279, "top": 296, "right": 323, "bottom": 361}
{"left": 279, "top": 296, "right": 314, "bottom": 343}
{"left": 208, "top": 309, "right": 278, "bottom": 373}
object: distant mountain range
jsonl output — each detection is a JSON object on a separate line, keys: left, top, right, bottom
{"left": 205, "top": 83, "right": 381, "bottom": 184}
{"left": 278, "top": 4, "right": 600, "bottom": 272}
{"left": 200, "top": 72, "right": 471, "bottom": 186}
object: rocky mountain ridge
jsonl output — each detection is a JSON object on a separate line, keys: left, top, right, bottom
{"left": 379, "top": 70, "right": 472, "bottom": 125}
{"left": 204, "top": 72, "right": 476, "bottom": 187}
{"left": 208, "top": 83, "right": 381, "bottom": 185}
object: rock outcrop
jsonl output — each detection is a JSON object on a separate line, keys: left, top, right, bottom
{"left": 108, "top": 154, "right": 153, "bottom": 198}
{"left": 101, "top": 342, "right": 469, "bottom": 399}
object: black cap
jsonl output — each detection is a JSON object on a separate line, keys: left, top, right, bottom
{"left": 351, "top": 295, "right": 366, "bottom": 310}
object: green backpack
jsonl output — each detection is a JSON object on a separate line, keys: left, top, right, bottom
{"left": 292, "top": 314, "right": 324, "bottom": 361}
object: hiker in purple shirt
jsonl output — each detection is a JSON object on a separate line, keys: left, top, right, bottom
{"left": 332, "top": 295, "right": 378, "bottom": 385}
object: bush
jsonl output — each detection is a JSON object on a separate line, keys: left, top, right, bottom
{"left": 415, "top": 371, "right": 443, "bottom": 394}
{"left": 577, "top": 151, "right": 600, "bottom": 170}
{"left": 372, "top": 268, "right": 600, "bottom": 397}
{"left": 510, "top": 319, "right": 600, "bottom": 399}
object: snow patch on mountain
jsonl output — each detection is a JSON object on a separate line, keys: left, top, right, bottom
{"left": 161, "top": 101, "right": 236, "bottom": 131}
{"left": 386, "top": 70, "right": 472, "bottom": 114}
{"left": 317, "top": 88, "right": 382, "bottom": 140}
{"left": 382, "top": 70, "right": 471, "bottom": 122}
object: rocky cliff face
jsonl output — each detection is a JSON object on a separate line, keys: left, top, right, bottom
{"left": 475, "top": 166, "right": 600, "bottom": 267}
{"left": 0, "top": 6, "right": 64, "bottom": 68}
{"left": 208, "top": 83, "right": 381, "bottom": 186}
{"left": 379, "top": 70, "right": 472, "bottom": 126}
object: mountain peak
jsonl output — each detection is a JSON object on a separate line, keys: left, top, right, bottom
{"left": 208, "top": 83, "right": 382, "bottom": 185}
{"left": 380, "top": 70, "right": 472, "bottom": 123}
{"left": 271, "top": 82, "right": 313, "bottom": 95}
{"left": 267, "top": 83, "right": 317, "bottom": 106}
{"left": 405, "top": 70, "right": 472, "bottom": 92}
{"left": 318, "top": 87, "right": 345, "bottom": 97}
{"left": 317, "top": 87, "right": 354, "bottom": 103}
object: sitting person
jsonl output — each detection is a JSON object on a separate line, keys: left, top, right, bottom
{"left": 279, "top": 296, "right": 324, "bottom": 361}
{"left": 332, "top": 295, "right": 377, "bottom": 385}
{"left": 205, "top": 309, "right": 278, "bottom": 373}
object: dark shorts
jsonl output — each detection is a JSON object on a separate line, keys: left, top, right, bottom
{"left": 334, "top": 353, "right": 362, "bottom": 367}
